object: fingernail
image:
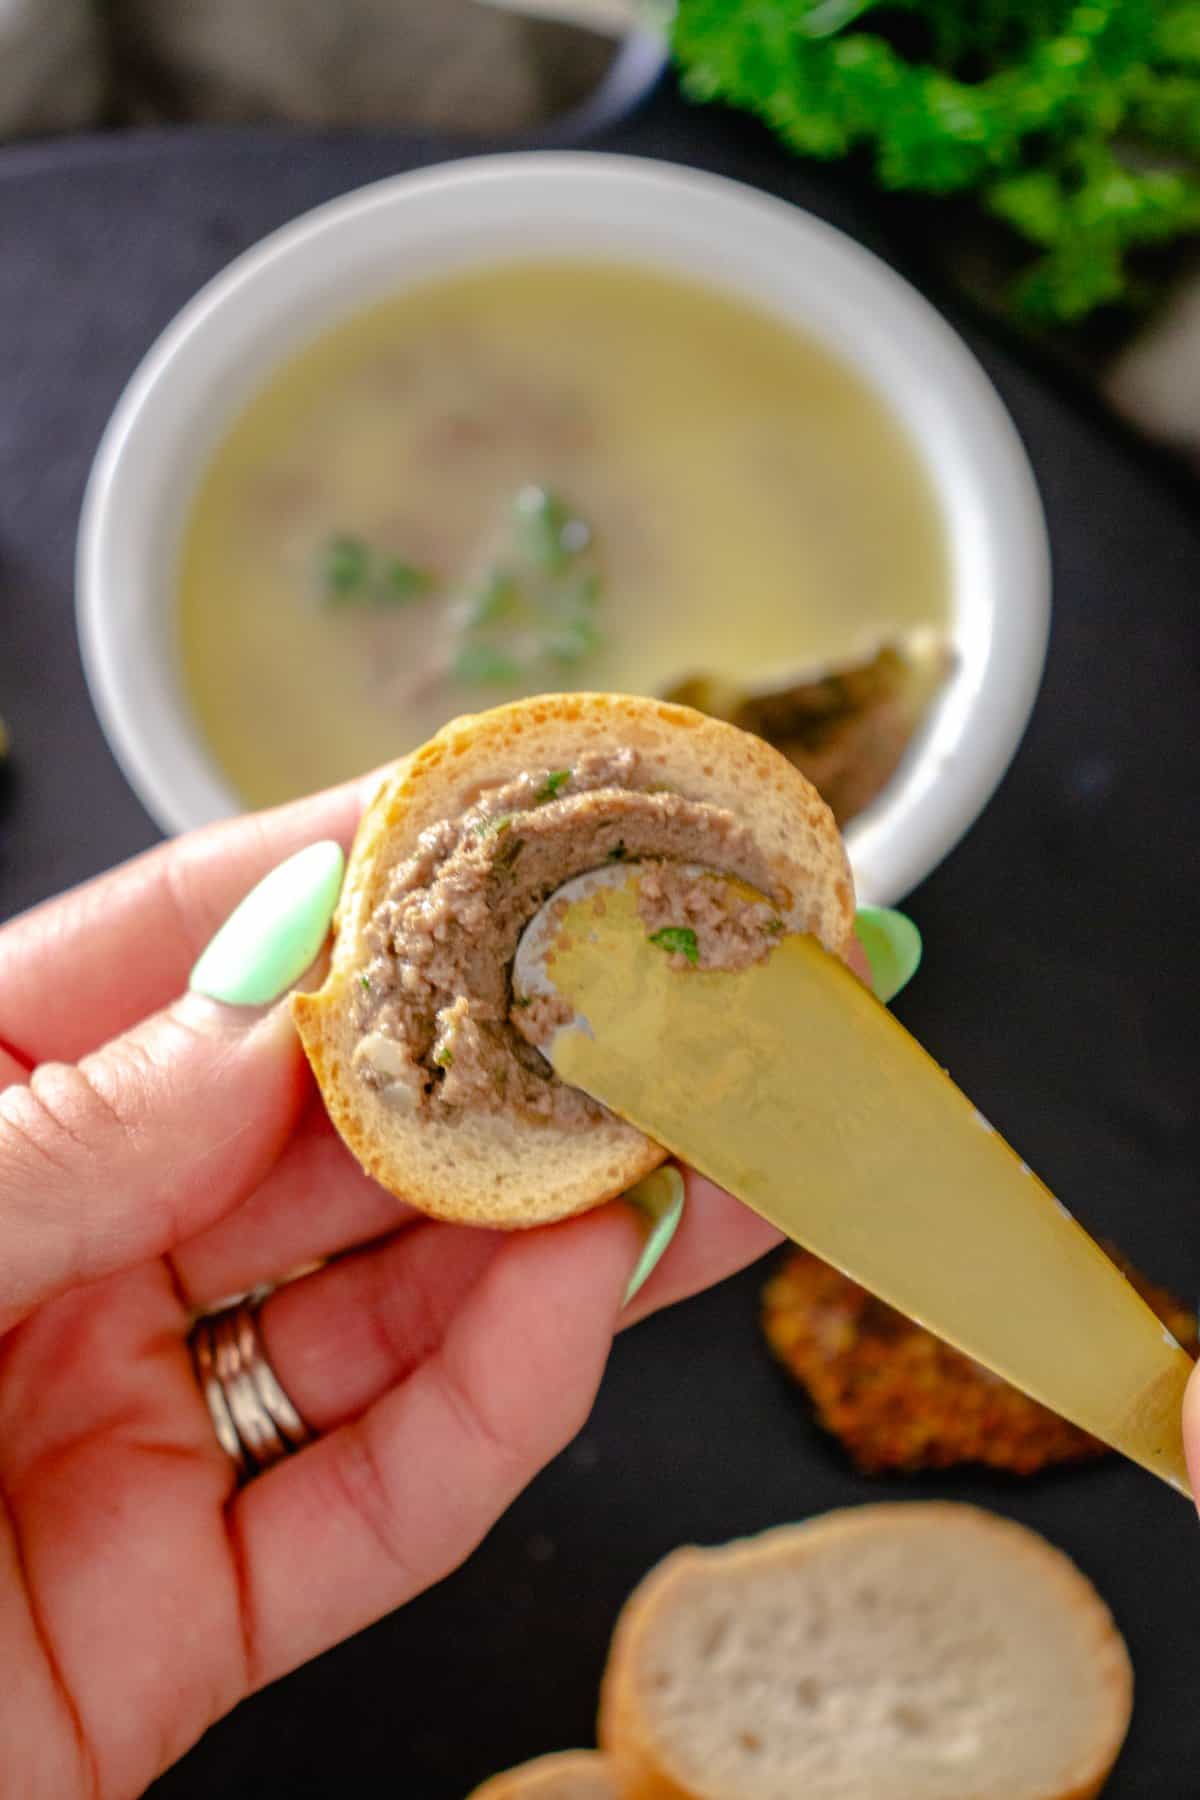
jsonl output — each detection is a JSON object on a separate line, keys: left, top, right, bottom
{"left": 189, "top": 840, "right": 345, "bottom": 1007}
{"left": 854, "top": 906, "right": 922, "bottom": 1004}
{"left": 622, "top": 1165, "right": 685, "bottom": 1306}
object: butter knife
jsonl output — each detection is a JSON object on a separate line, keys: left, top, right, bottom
{"left": 515, "top": 866, "right": 1194, "bottom": 1496}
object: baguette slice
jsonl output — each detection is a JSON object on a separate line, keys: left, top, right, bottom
{"left": 294, "top": 694, "right": 853, "bottom": 1227}
{"left": 468, "top": 1750, "right": 617, "bottom": 1798}
{"left": 599, "top": 1503, "right": 1132, "bottom": 1800}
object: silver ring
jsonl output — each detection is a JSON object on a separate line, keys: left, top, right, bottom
{"left": 189, "top": 1297, "right": 313, "bottom": 1481}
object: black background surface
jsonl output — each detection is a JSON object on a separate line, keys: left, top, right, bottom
{"left": 1, "top": 75, "right": 1198, "bottom": 1799}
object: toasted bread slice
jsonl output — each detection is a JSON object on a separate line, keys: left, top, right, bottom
{"left": 598, "top": 1503, "right": 1132, "bottom": 1800}
{"left": 468, "top": 1750, "right": 616, "bottom": 1798}
{"left": 294, "top": 694, "right": 853, "bottom": 1227}
{"left": 762, "top": 1245, "right": 1199, "bottom": 1475}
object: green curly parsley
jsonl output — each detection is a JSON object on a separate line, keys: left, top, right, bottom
{"left": 452, "top": 487, "right": 604, "bottom": 685}
{"left": 318, "top": 533, "right": 434, "bottom": 606}
{"left": 536, "top": 769, "right": 572, "bottom": 803}
{"left": 649, "top": 926, "right": 702, "bottom": 965}
{"left": 672, "top": 0, "right": 1200, "bottom": 320}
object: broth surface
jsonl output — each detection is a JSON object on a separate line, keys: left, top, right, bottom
{"left": 179, "top": 261, "right": 950, "bottom": 808}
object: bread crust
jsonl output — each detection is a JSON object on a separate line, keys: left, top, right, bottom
{"left": 598, "top": 1504, "right": 1133, "bottom": 1800}
{"left": 467, "top": 1749, "right": 615, "bottom": 1798}
{"left": 294, "top": 694, "right": 854, "bottom": 1227}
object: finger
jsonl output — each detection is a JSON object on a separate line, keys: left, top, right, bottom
{"left": 0, "top": 790, "right": 871, "bottom": 1068}
{"left": 0, "top": 1041, "right": 31, "bottom": 1086}
{"left": 229, "top": 1203, "right": 642, "bottom": 1685}
{"left": 258, "top": 1221, "right": 502, "bottom": 1429}
{"left": 1183, "top": 1359, "right": 1200, "bottom": 1511}
{"left": 169, "top": 1102, "right": 416, "bottom": 1310}
{"left": 619, "top": 1168, "right": 783, "bottom": 1325}
{"left": 0, "top": 772, "right": 375, "bottom": 1065}
{"left": 0, "top": 1261, "right": 249, "bottom": 1800}
{"left": 256, "top": 1170, "right": 776, "bottom": 1435}
{"left": 846, "top": 936, "right": 872, "bottom": 987}
{"left": 0, "top": 993, "right": 308, "bottom": 1331}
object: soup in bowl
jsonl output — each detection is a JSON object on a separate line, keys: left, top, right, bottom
{"left": 78, "top": 155, "right": 1050, "bottom": 902}
{"left": 179, "top": 258, "right": 952, "bottom": 819}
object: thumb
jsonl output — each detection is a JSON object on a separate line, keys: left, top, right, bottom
{"left": 0, "top": 840, "right": 346, "bottom": 1331}
{"left": 0, "top": 995, "right": 308, "bottom": 1331}
{"left": 1183, "top": 1357, "right": 1200, "bottom": 1512}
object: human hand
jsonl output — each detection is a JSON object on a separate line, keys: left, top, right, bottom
{"left": 1182, "top": 1365, "right": 1200, "bottom": 1506}
{"left": 0, "top": 777, "right": 844, "bottom": 1800}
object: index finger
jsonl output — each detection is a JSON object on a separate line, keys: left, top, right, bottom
{"left": 0, "top": 773, "right": 374, "bottom": 1065}
{"left": 0, "top": 777, "right": 871, "bottom": 1069}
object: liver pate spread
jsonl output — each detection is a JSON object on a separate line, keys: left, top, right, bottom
{"left": 353, "top": 748, "right": 781, "bottom": 1126}
{"left": 636, "top": 863, "right": 783, "bottom": 972}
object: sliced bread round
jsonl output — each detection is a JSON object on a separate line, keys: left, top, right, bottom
{"left": 293, "top": 693, "right": 853, "bottom": 1227}
{"left": 467, "top": 1750, "right": 617, "bottom": 1798}
{"left": 598, "top": 1503, "right": 1132, "bottom": 1800}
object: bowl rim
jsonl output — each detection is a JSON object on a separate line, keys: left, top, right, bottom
{"left": 76, "top": 149, "right": 1050, "bottom": 904}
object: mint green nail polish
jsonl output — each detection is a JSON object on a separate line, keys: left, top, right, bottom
{"left": 189, "top": 840, "right": 345, "bottom": 1006}
{"left": 855, "top": 906, "right": 922, "bottom": 1005}
{"left": 623, "top": 1165, "right": 685, "bottom": 1306}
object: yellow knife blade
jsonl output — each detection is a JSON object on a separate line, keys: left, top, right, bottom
{"left": 517, "top": 868, "right": 1194, "bottom": 1495}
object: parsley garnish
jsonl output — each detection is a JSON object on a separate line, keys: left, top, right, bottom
{"left": 360, "top": 973, "right": 371, "bottom": 992}
{"left": 453, "top": 487, "right": 604, "bottom": 683}
{"left": 544, "top": 610, "right": 601, "bottom": 668}
{"left": 319, "top": 533, "right": 434, "bottom": 606}
{"left": 649, "top": 926, "right": 701, "bottom": 965}
{"left": 514, "top": 485, "right": 576, "bottom": 572}
{"left": 433, "top": 1047, "right": 454, "bottom": 1069}
{"left": 323, "top": 534, "right": 371, "bottom": 598}
{"left": 380, "top": 558, "right": 433, "bottom": 602}
{"left": 454, "top": 642, "right": 521, "bottom": 685}
{"left": 672, "top": 0, "right": 1200, "bottom": 322}
{"left": 471, "top": 812, "right": 515, "bottom": 840}
{"left": 536, "top": 769, "right": 572, "bottom": 804}
{"left": 466, "top": 567, "right": 521, "bottom": 627}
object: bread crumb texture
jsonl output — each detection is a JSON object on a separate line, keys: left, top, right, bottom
{"left": 599, "top": 1504, "right": 1132, "bottom": 1800}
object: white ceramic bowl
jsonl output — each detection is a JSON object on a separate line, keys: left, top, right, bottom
{"left": 77, "top": 152, "right": 1050, "bottom": 904}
